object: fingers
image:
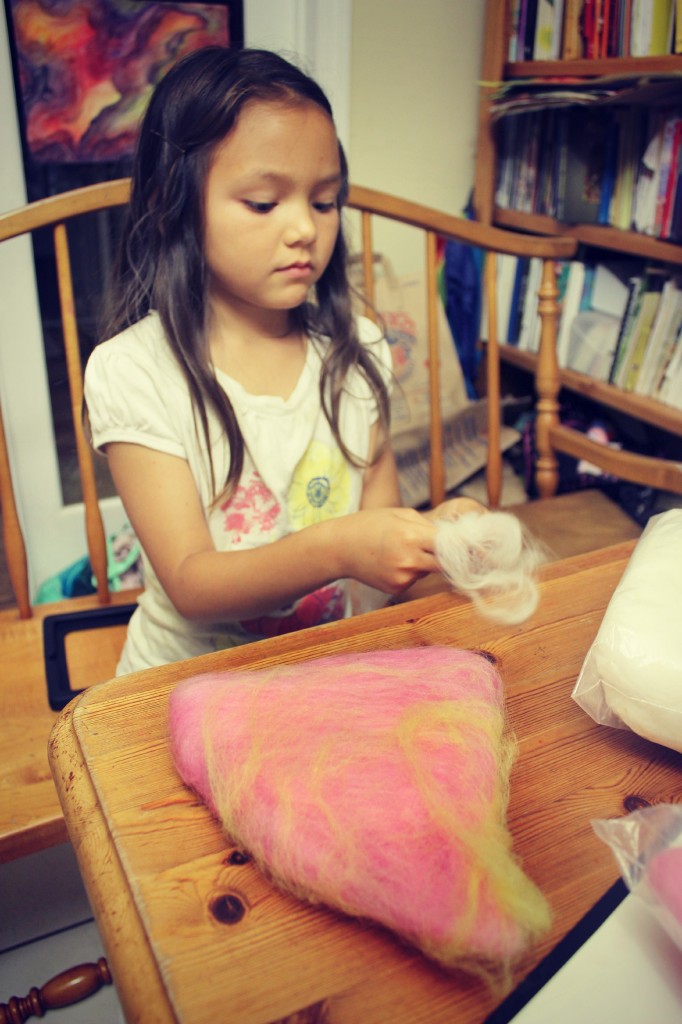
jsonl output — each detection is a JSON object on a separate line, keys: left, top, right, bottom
{"left": 341, "top": 508, "right": 440, "bottom": 594}
{"left": 425, "top": 496, "right": 488, "bottom": 522}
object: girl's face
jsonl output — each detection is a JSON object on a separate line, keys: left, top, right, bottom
{"left": 203, "top": 99, "right": 342, "bottom": 328}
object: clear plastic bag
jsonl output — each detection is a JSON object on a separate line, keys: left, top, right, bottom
{"left": 593, "top": 803, "right": 682, "bottom": 952}
{"left": 572, "top": 509, "right": 682, "bottom": 753}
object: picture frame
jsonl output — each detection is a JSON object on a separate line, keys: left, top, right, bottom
{"left": 5, "top": 0, "right": 243, "bottom": 174}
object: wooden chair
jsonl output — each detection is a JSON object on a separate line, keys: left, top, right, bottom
{"left": 348, "top": 185, "right": 656, "bottom": 562}
{"left": 0, "top": 179, "right": 137, "bottom": 863}
{"left": 0, "top": 181, "right": 138, "bottom": 1019}
{"left": 1, "top": 177, "right": 671, "bottom": 1018}
{"left": 1, "top": 177, "right": 666, "bottom": 869}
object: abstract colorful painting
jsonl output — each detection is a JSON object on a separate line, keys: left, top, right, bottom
{"left": 8, "top": 0, "right": 238, "bottom": 162}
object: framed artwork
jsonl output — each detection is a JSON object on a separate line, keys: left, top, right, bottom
{"left": 6, "top": 0, "right": 243, "bottom": 166}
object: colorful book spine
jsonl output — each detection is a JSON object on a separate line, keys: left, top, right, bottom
{"left": 609, "top": 275, "right": 644, "bottom": 384}
{"left": 618, "top": 273, "right": 666, "bottom": 390}
{"left": 534, "top": 0, "right": 566, "bottom": 58}
{"left": 562, "top": 0, "right": 585, "bottom": 56}
{"left": 660, "top": 118, "right": 682, "bottom": 239}
{"left": 635, "top": 280, "right": 682, "bottom": 395}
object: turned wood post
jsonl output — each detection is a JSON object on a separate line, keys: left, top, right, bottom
{"left": 534, "top": 258, "right": 561, "bottom": 499}
{"left": 0, "top": 958, "right": 112, "bottom": 1023}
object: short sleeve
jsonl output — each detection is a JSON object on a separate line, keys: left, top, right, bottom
{"left": 84, "top": 319, "right": 188, "bottom": 458}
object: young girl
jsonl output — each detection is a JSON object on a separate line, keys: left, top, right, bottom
{"left": 85, "top": 46, "right": 471, "bottom": 674}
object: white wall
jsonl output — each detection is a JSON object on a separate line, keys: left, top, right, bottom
{"left": 347, "top": 0, "right": 485, "bottom": 272}
{"left": 349, "top": 0, "right": 485, "bottom": 213}
{"left": 245, "top": 0, "right": 351, "bottom": 147}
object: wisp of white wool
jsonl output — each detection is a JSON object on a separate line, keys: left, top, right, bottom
{"left": 435, "top": 512, "right": 545, "bottom": 625}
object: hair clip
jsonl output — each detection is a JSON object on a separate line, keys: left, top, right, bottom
{"left": 149, "top": 128, "right": 186, "bottom": 155}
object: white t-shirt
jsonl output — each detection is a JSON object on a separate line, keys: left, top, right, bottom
{"left": 85, "top": 311, "right": 390, "bottom": 673}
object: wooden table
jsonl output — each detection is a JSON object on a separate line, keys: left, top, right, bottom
{"left": 49, "top": 542, "right": 682, "bottom": 1024}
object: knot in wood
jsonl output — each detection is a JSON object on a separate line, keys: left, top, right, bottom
{"left": 226, "top": 849, "right": 251, "bottom": 866}
{"left": 623, "top": 795, "right": 650, "bottom": 813}
{"left": 471, "top": 649, "right": 498, "bottom": 666}
{"left": 210, "top": 892, "right": 246, "bottom": 925}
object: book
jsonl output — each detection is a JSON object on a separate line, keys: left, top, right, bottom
{"left": 607, "top": 0, "right": 621, "bottom": 53}
{"left": 589, "top": 260, "right": 631, "bottom": 319}
{"left": 562, "top": 0, "right": 585, "bottom": 56}
{"left": 660, "top": 118, "right": 682, "bottom": 238}
{"left": 566, "top": 309, "right": 622, "bottom": 379}
{"left": 609, "top": 274, "right": 645, "bottom": 383}
{"left": 556, "top": 108, "right": 607, "bottom": 224}
{"left": 524, "top": 0, "right": 540, "bottom": 58}
{"left": 517, "top": 115, "right": 540, "bottom": 212}
{"left": 598, "top": 0, "right": 611, "bottom": 57}
{"left": 669, "top": 162, "right": 682, "bottom": 240}
{"left": 516, "top": 0, "right": 531, "bottom": 60}
{"left": 503, "top": 256, "right": 524, "bottom": 344}
{"left": 494, "top": 117, "right": 516, "bottom": 208}
{"left": 582, "top": 0, "right": 597, "bottom": 55}
{"left": 533, "top": 0, "right": 566, "bottom": 58}
{"left": 561, "top": 260, "right": 629, "bottom": 378}
{"left": 496, "top": 253, "right": 520, "bottom": 344}
{"left": 630, "top": 0, "right": 651, "bottom": 54}
{"left": 617, "top": 272, "right": 666, "bottom": 390}
{"left": 653, "top": 112, "right": 681, "bottom": 237}
{"left": 508, "top": 113, "right": 535, "bottom": 210}
{"left": 509, "top": 0, "right": 524, "bottom": 59}
{"left": 633, "top": 110, "right": 667, "bottom": 235}
{"left": 597, "top": 114, "right": 620, "bottom": 225}
{"left": 536, "top": 109, "right": 559, "bottom": 214}
{"left": 652, "top": 323, "right": 682, "bottom": 399}
{"left": 517, "top": 257, "right": 543, "bottom": 351}
{"left": 609, "top": 107, "right": 642, "bottom": 230}
{"left": 617, "top": 0, "right": 632, "bottom": 53}
{"left": 579, "top": 262, "right": 597, "bottom": 311}
{"left": 677, "top": 0, "right": 682, "bottom": 52}
{"left": 556, "top": 260, "right": 587, "bottom": 365}
{"left": 634, "top": 278, "right": 682, "bottom": 395}
{"left": 649, "top": 0, "right": 674, "bottom": 54}
{"left": 657, "top": 320, "right": 682, "bottom": 404}
{"left": 631, "top": 0, "right": 674, "bottom": 54}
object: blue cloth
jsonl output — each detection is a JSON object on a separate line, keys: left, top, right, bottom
{"left": 443, "top": 237, "right": 484, "bottom": 400}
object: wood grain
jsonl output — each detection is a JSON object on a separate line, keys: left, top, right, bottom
{"left": 49, "top": 542, "right": 682, "bottom": 1024}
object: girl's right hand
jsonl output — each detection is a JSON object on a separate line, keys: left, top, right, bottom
{"left": 335, "top": 507, "right": 439, "bottom": 595}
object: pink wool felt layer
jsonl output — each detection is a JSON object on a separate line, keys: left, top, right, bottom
{"left": 169, "top": 647, "right": 550, "bottom": 974}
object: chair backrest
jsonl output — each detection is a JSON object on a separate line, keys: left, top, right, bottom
{"left": 349, "top": 185, "right": 682, "bottom": 504}
{"left": 346, "top": 184, "right": 577, "bottom": 506}
{"left": 8, "top": 177, "right": 676, "bottom": 623}
{"left": 0, "top": 179, "right": 131, "bottom": 619}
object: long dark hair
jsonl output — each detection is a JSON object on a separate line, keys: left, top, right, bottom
{"left": 104, "top": 46, "right": 390, "bottom": 500}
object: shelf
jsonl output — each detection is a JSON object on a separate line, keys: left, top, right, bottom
{"left": 505, "top": 56, "right": 682, "bottom": 79}
{"left": 494, "top": 209, "right": 682, "bottom": 267}
{"left": 478, "top": 0, "right": 682, "bottom": 466}
{"left": 498, "top": 344, "right": 682, "bottom": 438}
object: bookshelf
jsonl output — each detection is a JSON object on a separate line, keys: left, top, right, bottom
{"left": 501, "top": 341, "right": 682, "bottom": 435}
{"left": 474, "top": 0, "right": 682, "bottom": 460}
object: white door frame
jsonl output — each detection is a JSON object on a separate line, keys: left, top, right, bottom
{"left": 0, "top": 0, "right": 351, "bottom": 595}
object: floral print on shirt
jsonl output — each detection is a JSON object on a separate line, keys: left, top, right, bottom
{"left": 220, "top": 471, "right": 282, "bottom": 545}
{"left": 287, "top": 439, "right": 352, "bottom": 529}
